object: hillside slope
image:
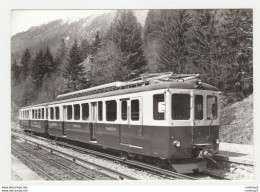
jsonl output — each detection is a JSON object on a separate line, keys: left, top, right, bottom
{"left": 219, "top": 94, "right": 253, "bottom": 144}
{"left": 11, "top": 11, "right": 117, "bottom": 60}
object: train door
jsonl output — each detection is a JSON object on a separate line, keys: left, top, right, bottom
{"left": 120, "top": 99, "right": 130, "bottom": 144}
{"left": 129, "top": 97, "right": 143, "bottom": 148}
{"left": 90, "top": 102, "right": 97, "bottom": 141}
{"left": 62, "top": 106, "right": 66, "bottom": 135}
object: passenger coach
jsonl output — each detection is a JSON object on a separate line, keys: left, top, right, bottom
{"left": 19, "top": 73, "right": 220, "bottom": 173}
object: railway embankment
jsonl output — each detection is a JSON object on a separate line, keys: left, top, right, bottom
{"left": 219, "top": 94, "right": 253, "bottom": 144}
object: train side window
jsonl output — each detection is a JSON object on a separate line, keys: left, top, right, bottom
{"left": 195, "top": 95, "right": 203, "bottom": 120}
{"left": 121, "top": 100, "right": 127, "bottom": 120}
{"left": 46, "top": 108, "right": 49, "bottom": 119}
{"left": 50, "top": 107, "right": 54, "bottom": 120}
{"left": 42, "top": 108, "right": 45, "bottom": 119}
{"left": 153, "top": 94, "right": 165, "bottom": 120}
{"left": 38, "top": 108, "right": 41, "bottom": 119}
{"left": 172, "top": 94, "right": 190, "bottom": 120}
{"left": 74, "top": 104, "right": 80, "bottom": 120}
{"left": 67, "top": 105, "right": 72, "bottom": 120}
{"left": 106, "top": 100, "right": 117, "bottom": 121}
{"left": 82, "top": 103, "right": 89, "bottom": 121}
{"left": 35, "top": 109, "right": 38, "bottom": 119}
{"left": 207, "top": 96, "right": 218, "bottom": 120}
{"left": 55, "top": 107, "right": 60, "bottom": 120}
{"left": 32, "top": 109, "right": 34, "bottom": 119}
{"left": 131, "top": 100, "right": 139, "bottom": 121}
{"left": 98, "top": 101, "right": 103, "bottom": 121}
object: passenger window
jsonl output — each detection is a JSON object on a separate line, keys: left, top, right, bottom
{"left": 131, "top": 100, "right": 139, "bottom": 121}
{"left": 50, "top": 107, "right": 54, "bottom": 120}
{"left": 42, "top": 108, "right": 45, "bottom": 119}
{"left": 35, "top": 109, "right": 37, "bottom": 119}
{"left": 153, "top": 94, "right": 165, "bottom": 120}
{"left": 195, "top": 95, "right": 203, "bottom": 120}
{"left": 82, "top": 103, "right": 89, "bottom": 120}
{"left": 172, "top": 94, "right": 190, "bottom": 120}
{"left": 67, "top": 105, "right": 72, "bottom": 120}
{"left": 32, "top": 110, "right": 34, "bottom": 119}
{"left": 38, "top": 109, "right": 41, "bottom": 119}
{"left": 46, "top": 108, "right": 49, "bottom": 119}
{"left": 98, "top": 101, "right": 103, "bottom": 121}
{"left": 121, "top": 100, "right": 127, "bottom": 120}
{"left": 207, "top": 96, "right": 218, "bottom": 120}
{"left": 106, "top": 100, "right": 117, "bottom": 121}
{"left": 74, "top": 104, "right": 80, "bottom": 120}
{"left": 55, "top": 107, "right": 60, "bottom": 120}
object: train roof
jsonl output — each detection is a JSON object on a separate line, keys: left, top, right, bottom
{"left": 20, "top": 102, "right": 49, "bottom": 110}
{"left": 20, "top": 73, "right": 218, "bottom": 109}
{"left": 48, "top": 80, "right": 218, "bottom": 106}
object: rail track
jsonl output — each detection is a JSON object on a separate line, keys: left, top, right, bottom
{"left": 11, "top": 134, "right": 137, "bottom": 180}
{"left": 11, "top": 132, "right": 197, "bottom": 180}
{"left": 12, "top": 128, "right": 251, "bottom": 180}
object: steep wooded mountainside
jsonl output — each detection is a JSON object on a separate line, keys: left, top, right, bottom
{"left": 11, "top": 11, "right": 117, "bottom": 60}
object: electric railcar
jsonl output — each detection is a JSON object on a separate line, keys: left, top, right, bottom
{"left": 19, "top": 73, "right": 220, "bottom": 173}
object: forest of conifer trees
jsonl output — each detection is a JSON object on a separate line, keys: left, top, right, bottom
{"left": 11, "top": 9, "right": 253, "bottom": 110}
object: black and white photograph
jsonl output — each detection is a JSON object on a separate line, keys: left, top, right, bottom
{"left": 0, "top": 0, "right": 259, "bottom": 191}
{"left": 10, "top": 8, "right": 254, "bottom": 181}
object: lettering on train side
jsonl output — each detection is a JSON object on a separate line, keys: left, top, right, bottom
{"left": 50, "top": 123, "right": 61, "bottom": 127}
{"left": 105, "top": 127, "right": 117, "bottom": 131}
{"left": 73, "top": 124, "right": 81, "bottom": 128}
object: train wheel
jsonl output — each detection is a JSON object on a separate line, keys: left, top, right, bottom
{"left": 119, "top": 152, "right": 128, "bottom": 161}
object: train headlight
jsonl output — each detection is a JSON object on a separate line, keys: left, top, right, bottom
{"left": 196, "top": 79, "right": 202, "bottom": 85}
{"left": 173, "top": 140, "right": 181, "bottom": 148}
{"left": 215, "top": 139, "right": 220, "bottom": 144}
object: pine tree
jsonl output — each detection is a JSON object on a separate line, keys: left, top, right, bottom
{"left": 189, "top": 10, "right": 222, "bottom": 86}
{"left": 80, "top": 38, "right": 91, "bottom": 60}
{"left": 221, "top": 9, "right": 253, "bottom": 97}
{"left": 90, "top": 40, "right": 128, "bottom": 86}
{"left": 111, "top": 10, "right": 148, "bottom": 79}
{"left": 91, "top": 30, "right": 102, "bottom": 55}
{"left": 44, "top": 47, "right": 55, "bottom": 75}
{"left": 63, "top": 39, "right": 88, "bottom": 91}
{"left": 143, "top": 10, "right": 166, "bottom": 72}
{"left": 31, "top": 50, "right": 46, "bottom": 89}
{"left": 20, "top": 48, "right": 31, "bottom": 80}
{"left": 55, "top": 38, "right": 68, "bottom": 71}
{"left": 11, "top": 58, "right": 21, "bottom": 85}
{"left": 157, "top": 10, "right": 193, "bottom": 73}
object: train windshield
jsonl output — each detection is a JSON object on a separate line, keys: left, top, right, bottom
{"left": 172, "top": 94, "right": 190, "bottom": 120}
{"left": 207, "top": 96, "right": 218, "bottom": 120}
{"left": 195, "top": 95, "right": 203, "bottom": 120}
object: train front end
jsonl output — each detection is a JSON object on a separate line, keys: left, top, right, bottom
{"left": 166, "top": 81, "right": 220, "bottom": 173}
